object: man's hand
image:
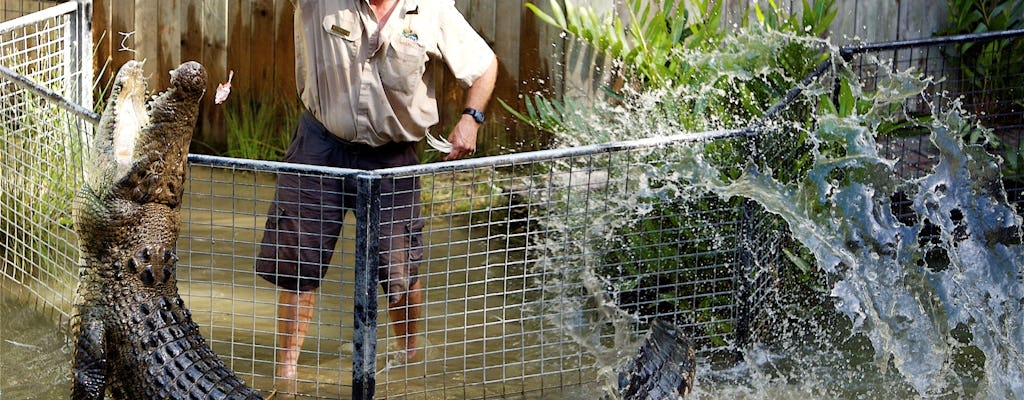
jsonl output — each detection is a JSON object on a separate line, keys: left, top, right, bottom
{"left": 444, "top": 56, "right": 497, "bottom": 161}
{"left": 444, "top": 115, "right": 480, "bottom": 161}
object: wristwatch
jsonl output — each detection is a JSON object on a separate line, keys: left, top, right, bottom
{"left": 462, "top": 107, "right": 485, "bottom": 124}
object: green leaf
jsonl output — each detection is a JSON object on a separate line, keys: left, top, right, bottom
{"left": 552, "top": 0, "right": 567, "bottom": 28}
{"left": 782, "top": 248, "right": 813, "bottom": 274}
{"left": 818, "top": 93, "right": 838, "bottom": 115}
{"left": 838, "top": 77, "right": 855, "bottom": 117}
{"left": 525, "top": 3, "right": 559, "bottom": 29}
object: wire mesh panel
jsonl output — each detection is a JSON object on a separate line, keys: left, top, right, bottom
{"left": 842, "top": 30, "right": 1024, "bottom": 210}
{"left": 177, "top": 158, "right": 368, "bottom": 398}
{"left": 0, "top": 0, "right": 91, "bottom": 324}
{"left": 370, "top": 137, "right": 765, "bottom": 399}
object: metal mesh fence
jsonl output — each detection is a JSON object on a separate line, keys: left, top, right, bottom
{"left": 0, "top": 0, "right": 91, "bottom": 326}
{"left": 2, "top": 3, "right": 1023, "bottom": 399}
{"left": 840, "top": 30, "right": 1024, "bottom": 216}
{"left": 177, "top": 158, "right": 367, "bottom": 398}
{"left": 367, "top": 138, "right": 767, "bottom": 399}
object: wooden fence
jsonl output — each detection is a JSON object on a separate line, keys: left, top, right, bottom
{"left": 1, "top": 0, "right": 63, "bottom": 21}
{"left": 4, "top": 0, "right": 952, "bottom": 155}
{"left": 87, "top": 0, "right": 564, "bottom": 155}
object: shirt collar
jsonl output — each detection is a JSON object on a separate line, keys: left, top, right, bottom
{"left": 404, "top": 0, "right": 419, "bottom": 14}
{"left": 360, "top": 0, "right": 415, "bottom": 12}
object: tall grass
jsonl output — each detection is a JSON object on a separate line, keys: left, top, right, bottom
{"left": 223, "top": 94, "right": 299, "bottom": 161}
{"left": 0, "top": 20, "right": 101, "bottom": 315}
{"left": 0, "top": 89, "right": 85, "bottom": 293}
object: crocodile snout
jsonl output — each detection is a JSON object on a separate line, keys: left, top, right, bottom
{"left": 169, "top": 61, "right": 207, "bottom": 96}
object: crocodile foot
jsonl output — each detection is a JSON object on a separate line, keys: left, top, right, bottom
{"left": 127, "top": 245, "right": 178, "bottom": 286}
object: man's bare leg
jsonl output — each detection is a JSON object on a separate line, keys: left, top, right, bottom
{"left": 276, "top": 289, "right": 318, "bottom": 392}
{"left": 388, "top": 279, "right": 423, "bottom": 361}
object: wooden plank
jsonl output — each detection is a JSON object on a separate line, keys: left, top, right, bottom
{"left": 828, "top": 0, "right": 859, "bottom": 44}
{"left": 158, "top": 0, "right": 181, "bottom": 89}
{"left": 134, "top": 0, "right": 159, "bottom": 80}
{"left": 515, "top": 0, "right": 566, "bottom": 150}
{"left": 461, "top": 0, "right": 495, "bottom": 42}
{"left": 225, "top": 0, "right": 251, "bottom": 97}
{"left": 493, "top": 0, "right": 519, "bottom": 85}
{"left": 200, "top": 0, "right": 229, "bottom": 151}
{"left": 272, "top": 0, "right": 295, "bottom": 98}
{"left": 898, "top": 0, "right": 947, "bottom": 40}
{"left": 91, "top": 0, "right": 113, "bottom": 94}
{"left": 249, "top": 0, "right": 277, "bottom": 98}
{"left": 855, "top": 0, "right": 898, "bottom": 43}
{"left": 179, "top": 0, "right": 204, "bottom": 63}
{"left": 107, "top": 0, "right": 136, "bottom": 87}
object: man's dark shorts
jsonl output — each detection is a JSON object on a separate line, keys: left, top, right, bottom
{"left": 256, "top": 111, "right": 423, "bottom": 296}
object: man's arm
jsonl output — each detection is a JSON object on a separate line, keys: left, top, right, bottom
{"left": 445, "top": 56, "right": 498, "bottom": 161}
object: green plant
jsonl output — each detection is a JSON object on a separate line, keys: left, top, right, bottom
{"left": 939, "top": 0, "right": 1024, "bottom": 113}
{"left": 937, "top": 0, "right": 1024, "bottom": 180}
{"left": 510, "top": 0, "right": 835, "bottom": 139}
{"left": 0, "top": 91, "right": 82, "bottom": 283}
{"left": 510, "top": 0, "right": 839, "bottom": 342}
{"left": 598, "top": 194, "right": 744, "bottom": 345}
{"left": 223, "top": 94, "right": 299, "bottom": 161}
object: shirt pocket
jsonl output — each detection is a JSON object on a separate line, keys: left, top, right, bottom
{"left": 379, "top": 36, "right": 428, "bottom": 95}
{"left": 322, "top": 11, "right": 361, "bottom": 45}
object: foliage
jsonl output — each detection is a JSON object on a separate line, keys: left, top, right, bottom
{"left": 510, "top": 0, "right": 835, "bottom": 143}
{"left": 598, "top": 193, "right": 743, "bottom": 346}
{"left": 0, "top": 91, "right": 82, "bottom": 282}
{"left": 937, "top": 0, "right": 1024, "bottom": 176}
{"left": 513, "top": 0, "right": 839, "bottom": 337}
{"left": 223, "top": 94, "right": 299, "bottom": 161}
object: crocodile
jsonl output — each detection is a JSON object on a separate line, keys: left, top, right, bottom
{"left": 617, "top": 319, "right": 697, "bottom": 399}
{"left": 69, "top": 60, "right": 263, "bottom": 400}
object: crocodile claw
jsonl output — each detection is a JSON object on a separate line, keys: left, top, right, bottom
{"left": 127, "top": 245, "right": 178, "bottom": 286}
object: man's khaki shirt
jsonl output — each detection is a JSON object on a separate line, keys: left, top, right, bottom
{"left": 293, "top": 0, "right": 494, "bottom": 146}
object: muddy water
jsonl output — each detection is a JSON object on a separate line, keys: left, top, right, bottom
{"left": 0, "top": 286, "right": 70, "bottom": 399}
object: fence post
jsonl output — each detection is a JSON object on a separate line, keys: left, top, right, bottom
{"left": 353, "top": 173, "right": 381, "bottom": 400}
{"left": 733, "top": 198, "right": 757, "bottom": 352}
{"left": 71, "top": 0, "right": 93, "bottom": 112}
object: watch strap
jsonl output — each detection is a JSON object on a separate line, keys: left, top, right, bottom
{"left": 462, "top": 107, "right": 485, "bottom": 124}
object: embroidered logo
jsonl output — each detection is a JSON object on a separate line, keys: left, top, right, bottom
{"left": 402, "top": 29, "right": 418, "bottom": 42}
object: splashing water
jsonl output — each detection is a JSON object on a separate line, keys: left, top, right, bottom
{"left": 530, "top": 27, "right": 1023, "bottom": 399}
{"left": 694, "top": 62, "right": 1024, "bottom": 398}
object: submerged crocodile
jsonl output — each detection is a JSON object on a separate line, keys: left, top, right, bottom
{"left": 69, "top": 60, "right": 263, "bottom": 400}
{"left": 617, "top": 319, "right": 697, "bottom": 399}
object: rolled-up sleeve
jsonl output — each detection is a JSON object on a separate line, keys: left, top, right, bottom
{"left": 437, "top": 1, "right": 495, "bottom": 88}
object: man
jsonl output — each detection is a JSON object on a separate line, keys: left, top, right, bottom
{"left": 255, "top": 0, "right": 498, "bottom": 392}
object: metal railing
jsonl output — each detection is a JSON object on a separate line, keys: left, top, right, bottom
{"left": 0, "top": 0, "right": 92, "bottom": 325}
{"left": 2, "top": 2, "right": 1023, "bottom": 398}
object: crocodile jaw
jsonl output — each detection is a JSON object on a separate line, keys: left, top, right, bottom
{"left": 75, "top": 60, "right": 206, "bottom": 263}
{"left": 111, "top": 62, "right": 149, "bottom": 168}
{"left": 86, "top": 60, "right": 206, "bottom": 205}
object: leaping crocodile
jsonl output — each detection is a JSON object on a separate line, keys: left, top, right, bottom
{"left": 69, "top": 60, "right": 263, "bottom": 400}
